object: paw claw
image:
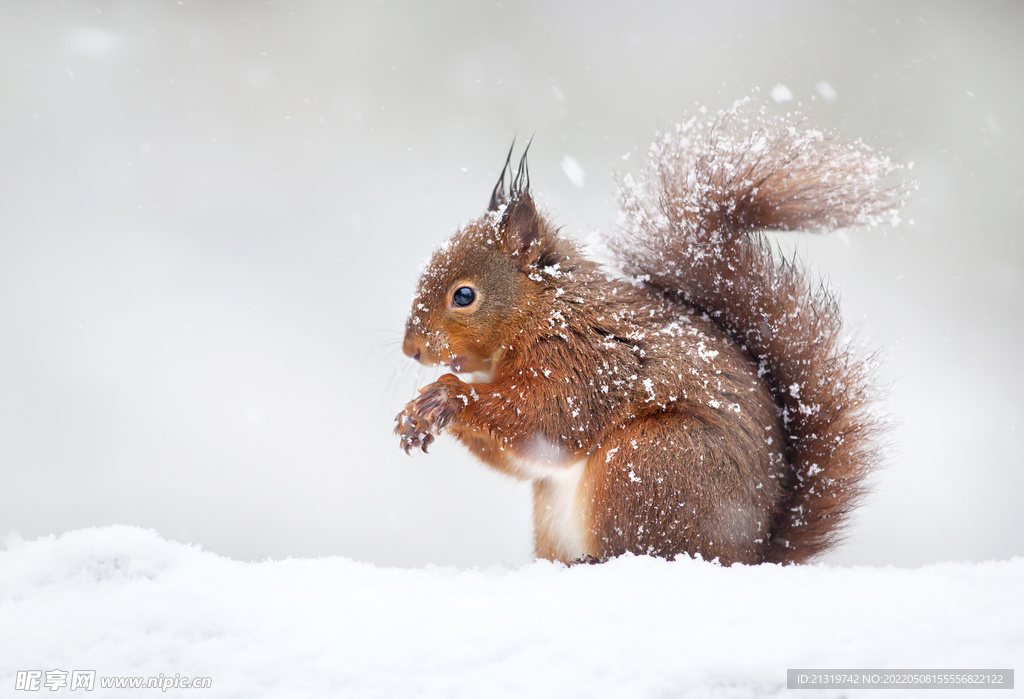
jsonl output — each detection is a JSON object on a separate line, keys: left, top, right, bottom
{"left": 394, "top": 382, "right": 461, "bottom": 454}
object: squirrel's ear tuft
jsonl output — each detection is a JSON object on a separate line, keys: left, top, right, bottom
{"left": 495, "top": 140, "right": 546, "bottom": 262}
{"left": 487, "top": 139, "right": 516, "bottom": 212}
{"left": 510, "top": 139, "right": 531, "bottom": 201}
{"left": 489, "top": 137, "right": 533, "bottom": 212}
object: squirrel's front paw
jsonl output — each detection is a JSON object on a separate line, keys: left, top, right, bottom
{"left": 394, "top": 377, "right": 464, "bottom": 454}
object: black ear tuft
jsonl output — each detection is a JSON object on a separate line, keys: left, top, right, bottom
{"left": 488, "top": 139, "right": 516, "bottom": 212}
{"left": 510, "top": 137, "right": 532, "bottom": 202}
{"left": 490, "top": 138, "right": 544, "bottom": 263}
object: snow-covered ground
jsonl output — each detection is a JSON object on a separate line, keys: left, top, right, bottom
{"left": 1, "top": 526, "right": 1019, "bottom": 698}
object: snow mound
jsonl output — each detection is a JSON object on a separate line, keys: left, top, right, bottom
{"left": 0, "top": 526, "right": 1020, "bottom": 698}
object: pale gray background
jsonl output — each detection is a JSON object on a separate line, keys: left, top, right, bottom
{"left": 1, "top": 1, "right": 1020, "bottom": 567}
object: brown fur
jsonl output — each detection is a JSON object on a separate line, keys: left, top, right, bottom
{"left": 395, "top": 105, "right": 904, "bottom": 565}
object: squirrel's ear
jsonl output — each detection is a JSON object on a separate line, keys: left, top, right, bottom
{"left": 496, "top": 142, "right": 545, "bottom": 263}
{"left": 500, "top": 193, "right": 543, "bottom": 260}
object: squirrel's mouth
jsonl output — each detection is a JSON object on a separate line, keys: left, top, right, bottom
{"left": 402, "top": 334, "right": 496, "bottom": 382}
{"left": 446, "top": 354, "right": 495, "bottom": 383}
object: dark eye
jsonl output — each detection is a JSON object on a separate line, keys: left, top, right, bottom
{"left": 452, "top": 286, "right": 476, "bottom": 307}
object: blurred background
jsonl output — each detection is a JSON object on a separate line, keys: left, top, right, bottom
{"left": 0, "top": 1, "right": 1020, "bottom": 568}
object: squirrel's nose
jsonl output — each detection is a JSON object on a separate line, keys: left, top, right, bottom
{"left": 402, "top": 335, "right": 423, "bottom": 363}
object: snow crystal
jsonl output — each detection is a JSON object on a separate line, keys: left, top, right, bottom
{"left": 770, "top": 84, "right": 793, "bottom": 102}
{"left": 984, "top": 113, "right": 1004, "bottom": 138}
{"left": 815, "top": 80, "right": 838, "bottom": 102}
{"left": 696, "top": 342, "right": 719, "bottom": 362}
{"left": 642, "top": 378, "right": 656, "bottom": 402}
{"left": 561, "top": 155, "right": 586, "bottom": 187}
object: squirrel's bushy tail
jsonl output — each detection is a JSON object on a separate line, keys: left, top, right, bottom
{"left": 610, "top": 103, "right": 907, "bottom": 563}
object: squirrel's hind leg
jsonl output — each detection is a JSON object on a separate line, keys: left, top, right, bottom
{"left": 578, "top": 414, "right": 775, "bottom": 566}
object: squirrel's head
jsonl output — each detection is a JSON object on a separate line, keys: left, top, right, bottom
{"left": 402, "top": 145, "right": 564, "bottom": 380}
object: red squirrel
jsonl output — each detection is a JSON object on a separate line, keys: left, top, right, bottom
{"left": 395, "top": 105, "right": 904, "bottom": 565}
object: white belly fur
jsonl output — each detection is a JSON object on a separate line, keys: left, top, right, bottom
{"left": 532, "top": 458, "right": 587, "bottom": 561}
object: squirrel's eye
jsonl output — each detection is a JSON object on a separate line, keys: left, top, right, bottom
{"left": 452, "top": 286, "right": 476, "bottom": 308}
